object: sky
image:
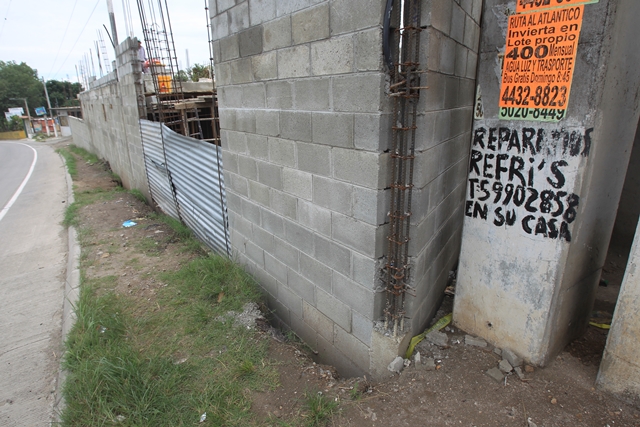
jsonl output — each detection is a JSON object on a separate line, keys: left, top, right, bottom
{"left": 0, "top": 0, "right": 211, "bottom": 83}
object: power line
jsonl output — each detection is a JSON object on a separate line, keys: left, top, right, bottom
{"left": 0, "top": 0, "right": 13, "bottom": 44}
{"left": 51, "top": 0, "right": 101, "bottom": 81}
{"left": 47, "top": 0, "right": 80, "bottom": 78}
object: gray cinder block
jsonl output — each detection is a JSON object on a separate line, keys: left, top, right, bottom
{"left": 312, "top": 112, "right": 354, "bottom": 148}
{"left": 252, "top": 51, "right": 278, "bottom": 81}
{"left": 311, "top": 36, "right": 354, "bottom": 76}
{"left": 239, "top": 25, "right": 264, "bottom": 57}
{"left": 263, "top": 15, "right": 292, "bottom": 51}
{"left": 299, "top": 251, "right": 332, "bottom": 292}
{"left": 280, "top": 110, "right": 312, "bottom": 142}
{"left": 277, "top": 45, "right": 311, "bottom": 79}
{"left": 317, "top": 288, "right": 351, "bottom": 331}
{"left": 294, "top": 78, "right": 331, "bottom": 111}
{"left": 292, "top": 4, "right": 330, "bottom": 45}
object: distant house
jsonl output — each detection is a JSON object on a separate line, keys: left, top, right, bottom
{"left": 52, "top": 107, "right": 83, "bottom": 136}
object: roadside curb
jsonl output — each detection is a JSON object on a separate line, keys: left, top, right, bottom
{"left": 52, "top": 147, "right": 80, "bottom": 420}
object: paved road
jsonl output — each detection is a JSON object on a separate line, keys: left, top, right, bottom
{"left": 0, "top": 141, "right": 69, "bottom": 426}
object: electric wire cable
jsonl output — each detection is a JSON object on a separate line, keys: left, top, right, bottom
{"left": 48, "top": 0, "right": 79, "bottom": 79}
{"left": 0, "top": 0, "right": 12, "bottom": 44}
{"left": 51, "top": 0, "right": 101, "bottom": 81}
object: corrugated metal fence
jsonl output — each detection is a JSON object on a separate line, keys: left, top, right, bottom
{"left": 140, "top": 119, "right": 230, "bottom": 255}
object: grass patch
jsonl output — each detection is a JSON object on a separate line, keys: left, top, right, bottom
{"left": 63, "top": 252, "right": 275, "bottom": 426}
{"left": 129, "top": 189, "right": 147, "bottom": 204}
{"left": 68, "top": 144, "right": 99, "bottom": 165}
{"left": 135, "top": 236, "right": 161, "bottom": 256}
{"left": 303, "top": 392, "right": 338, "bottom": 427}
{"left": 56, "top": 147, "right": 78, "bottom": 179}
{"left": 148, "top": 212, "right": 205, "bottom": 254}
{"left": 60, "top": 143, "right": 284, "bottom": 426}
{"left": 62, "top": 202, "right": 80, "bottom": 227}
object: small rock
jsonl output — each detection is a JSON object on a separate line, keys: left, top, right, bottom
{"left": 502, "top": 348, "right": 523, "bottom": 367}
{"left": 424, "top": 358, "right": 436, "bottom": 370}
{"left": 426, "top": 330, "right": 449, "bottom": 347}
{"left": 387, "top": 356, "right": 404, "bottom": 373}
{"left": 499, "top": 359, "right": 513, "bottom": 373}
{"left": 465, "top": 335, "right": 487, "bottom": 347}
{"left": 414, "top": 352, "right": 421, "bottom": 365}
{"left": 403, "top": 358, "right": 411, "bottom": 367}
{"left": 493, "top": 347, "right": 502, "bottom": 355}
{"left": 550, "top": 397, "right": 557, "bottom": 404}
{"left": 486, "top": 367, "right": 504, "bottom": 383}
{"left": 528, "top": 417, "right": 538, "bottom": 427}
{"left": 514, "top": 366, "right": 525, "bottom": 380}
{"left": 525, "top": 365, "right": 535, "bottom": 373}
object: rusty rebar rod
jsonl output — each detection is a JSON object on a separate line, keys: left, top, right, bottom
{"left": 384, "top": 0, "right": 423, "bottom": 335}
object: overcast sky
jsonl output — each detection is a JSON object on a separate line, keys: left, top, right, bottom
{"left": 0, "top": 0, "right": 211, "bottom": 83}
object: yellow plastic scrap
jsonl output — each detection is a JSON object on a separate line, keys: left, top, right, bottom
{"left": 589, "top": 321, "right": 611, "bottom": 330}
{"left": 405, "top": 313, "right": 452, "bottom": 359}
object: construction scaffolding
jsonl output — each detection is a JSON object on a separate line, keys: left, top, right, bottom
{"left": 136, "top": 0, "right": 220, "bottom": 144}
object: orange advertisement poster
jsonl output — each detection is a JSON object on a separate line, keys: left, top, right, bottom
{"left": 516, "top": 0, "right": 598, "bottom": 14}
{"left": 499, "top": 6, "right": 583, "bottom": 121}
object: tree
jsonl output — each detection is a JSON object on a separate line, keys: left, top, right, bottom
{"left": 175, "top": 70, "right": 188, "bottom": 82}
{"left": 187, "top": 64, "right": 211, "bottom": 82}
{"left": 0, "top": 115, "right": 24, "bottom": 132}
{"left": 46, "top": 80, "right": 82, "bottom": 107}
{"left": 0, "top": 61, "right": 45, "bottom": 116}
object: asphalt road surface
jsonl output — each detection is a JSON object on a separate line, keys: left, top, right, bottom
{"left": 0, "top": 140, "right": 69, "bottom": 426}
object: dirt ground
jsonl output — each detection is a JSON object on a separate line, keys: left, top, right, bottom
{"left": 57, "top": 140, "right": 640, "bottom": 427}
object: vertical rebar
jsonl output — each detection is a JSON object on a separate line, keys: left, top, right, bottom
{"left": 384, "top": 0, "right": 423, "bottom": 335}
{"left": 136, "top": 0, "right": 206, "bottom": 139}
{"left": 204, "top": 0, "right": 229, "bottom": 256}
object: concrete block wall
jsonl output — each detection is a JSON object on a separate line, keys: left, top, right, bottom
{"left": 211, "top": 0, "right": 481, "bottom": 377}
{"left": 405, "top": 0, "right": 483, "bottom": 335}
{"left": 73, "top": 37, "right": 150, "bottom": 202}
{"left": 210, "top": 0, "right": 388, "bottom": 376}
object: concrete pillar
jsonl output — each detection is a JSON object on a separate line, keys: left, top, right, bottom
{"left": 597, "top": 217, "right": 640, "bottom": 407}
{"left": 454, "top": 0, "right": 640, "bottom": 366}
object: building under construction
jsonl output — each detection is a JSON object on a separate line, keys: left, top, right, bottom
{"left": 70, "top": 0, "right": 640, "bottom": 409}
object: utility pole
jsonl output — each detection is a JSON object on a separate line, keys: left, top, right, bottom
{"left": 9, "top": 97, "right": 33, "bottom": 137}
{"left": 42, "top": 78, "right": 58, "bottom": 138}
{"left": 107, "top": 0, "right": 119, "bottom": 47}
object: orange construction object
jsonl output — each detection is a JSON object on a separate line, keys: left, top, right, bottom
{"left": 158, "top": 75, "right": 172, "bottom": 93}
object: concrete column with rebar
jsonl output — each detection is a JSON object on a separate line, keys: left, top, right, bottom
{"left": 211, "top": 0, "right": 481, "bottom": 377}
